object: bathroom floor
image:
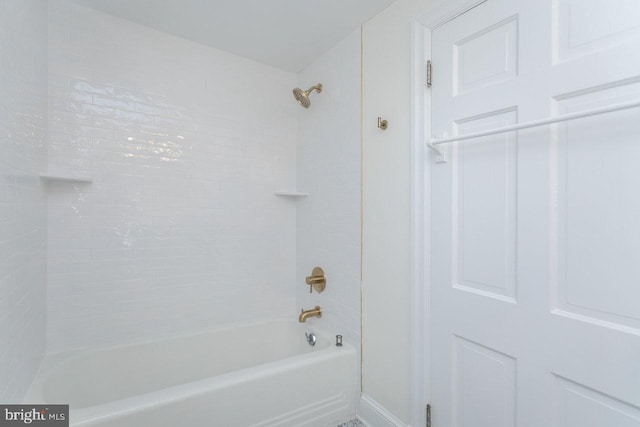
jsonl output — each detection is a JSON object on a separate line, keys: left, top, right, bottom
{"left": 336, "top": 419, "right": 365, "bottom": 427}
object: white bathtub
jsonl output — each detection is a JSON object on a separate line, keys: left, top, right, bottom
{"left": 25, "top": 320, "right": 356, "bottom": 426}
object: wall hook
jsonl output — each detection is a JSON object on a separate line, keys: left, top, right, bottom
{"left": 377, "top": 117, "right": 388, "bottom": 131}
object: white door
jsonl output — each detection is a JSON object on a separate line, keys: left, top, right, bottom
{"left": 430, "top": 1, "right": 640, "bottom": 426}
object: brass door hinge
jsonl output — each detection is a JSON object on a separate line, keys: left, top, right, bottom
{"left": 426, "top": 61, "right": 433, "bottom": 88}
{"left": 426, "top": 404, "right": 431, "bottom": 427}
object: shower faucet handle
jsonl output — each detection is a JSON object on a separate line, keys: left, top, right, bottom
{"left": 305, "top": 267, "right": 326, "bottom": 294}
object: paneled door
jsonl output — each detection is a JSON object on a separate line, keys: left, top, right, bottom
{"left": 429, "top": 1, "right": 640, "bottom": 426}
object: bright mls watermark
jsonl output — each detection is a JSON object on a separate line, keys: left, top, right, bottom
{"left": 0, "top": 405, "right": 68, "bottom": 426}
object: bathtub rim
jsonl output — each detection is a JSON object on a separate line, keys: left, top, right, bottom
{"left": 25, "top": 317, "right": 354, "bottom": 425}
{"left": 73, "top": 345, "right": 355, "bottom": 426}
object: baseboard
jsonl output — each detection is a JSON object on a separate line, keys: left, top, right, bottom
{"left": 358, "top": 394, "right": 408, "bottom": 427}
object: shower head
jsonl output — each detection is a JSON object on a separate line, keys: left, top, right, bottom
{"left": 293, "top": 83, "right": 323, "bottom": 108}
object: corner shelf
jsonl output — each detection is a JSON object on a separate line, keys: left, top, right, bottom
{"left": 274, "top": 191, "right": 308, "bottom": 198}
{"left": 40, "top": 174, "right": 93, "bottom": 184}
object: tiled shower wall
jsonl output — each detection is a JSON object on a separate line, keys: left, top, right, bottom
{"left": 296, "top": 30, "right": 361, "bottom": 365}
{"left": 0, "top": 0, "right": 48, "bottom": 401}
{"left": 46, "top": 1, "right": 298, "bottom": 352}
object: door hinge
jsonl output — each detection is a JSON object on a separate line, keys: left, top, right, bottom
{"left": 426, "top": 403, "right": 431, "bottom": 427}
{"left": 426, "top": 60, "right": 433, "bottom": 88}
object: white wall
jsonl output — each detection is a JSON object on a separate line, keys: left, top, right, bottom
{"left": 296, "top": 28, "right": 362, "bottom": 386}
{"left": 0, "top": 0, "right": 48, "bottom": 402}
{"left": 46, "top": 1, "right": 299, "bottom": 352}
{"left": 361, "top": 0, "right": 439, "bottom": 424}
{"left": 0, "top": 0, "right": 446, "bottom": 414}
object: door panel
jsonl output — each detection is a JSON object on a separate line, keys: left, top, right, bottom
{"left": 453, "top": 337, "right": 517, "bottom": 427}
{"left": 429, "top": 1, "right": 640, "bottom": 426}
{"left": 454, "top": 16, "right": 519, "bottom": 95}
{"left": 454, "top": 109, "right": 518, "bottom": 302}
{"left": 552, "top": 376, "right": 640, "bottom": 427}
{"left": 553, "top": 81, "right": 640, "bottom": 331}
{"left": 553, "top": 0, "right": 640, "bottom": 63}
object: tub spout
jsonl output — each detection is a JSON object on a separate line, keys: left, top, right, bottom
{"left": 298, "top": 306, "right": 322, "bottom": 323}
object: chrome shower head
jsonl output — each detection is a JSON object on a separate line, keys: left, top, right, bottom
{"left": 293, "top": 83, "right": 323, "bottom": 108}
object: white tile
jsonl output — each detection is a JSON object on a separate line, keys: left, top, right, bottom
{"left": 0, "top": 0, "right": 47, "bottom": 402}
{"left": 296, "top": 29, "right": 362, "bottom": 382}
{"left": 46, "top": 1, "right": 298, "bottom": 352}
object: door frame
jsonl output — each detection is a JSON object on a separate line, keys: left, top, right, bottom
{"left": 409, "top": 1, "right": 488, "bottom": 425}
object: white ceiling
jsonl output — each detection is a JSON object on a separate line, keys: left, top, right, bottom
{"left": 69, "top": 0, "right": 396, "bottom": 72}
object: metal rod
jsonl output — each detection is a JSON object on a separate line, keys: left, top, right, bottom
{"left": 428, "top": 99, "right": 640, "bottom": 148}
